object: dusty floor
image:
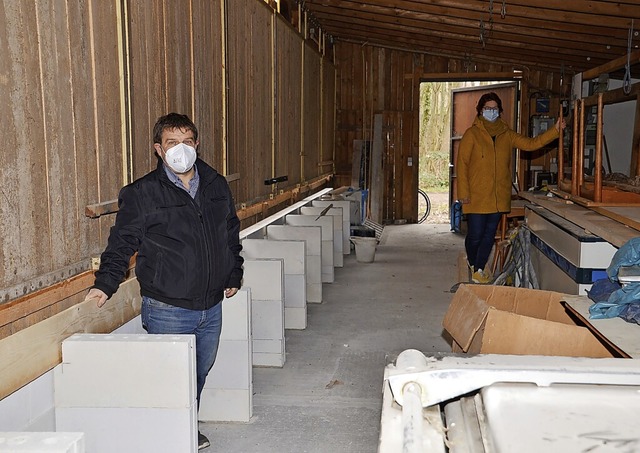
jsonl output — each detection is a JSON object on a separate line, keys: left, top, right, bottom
{"left": 202, "top": 223, "right": 464, "bottom": 452}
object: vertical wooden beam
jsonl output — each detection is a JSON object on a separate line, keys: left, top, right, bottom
{"left": 633, "top": 94, "right": 640, "bottom": 177}
{"left": 594, "top": 93, "right": 603, "bottom": 202}
{"left": 116, "top": 0, "right": 133, "bottom": 183}
{"left": 557, "top": 102, "right": 564, "bottom": 185}
{"left": 577, "top": 99, "right": 585, "bottom": 194}
{"left": 271, "top": 9, "right": 276, "bottom": 181}
{"left": 220, "top": 0, "right": 228, "bottom": 174}
{"left": 571, "top": 101, "right": 580, "bottom": 195}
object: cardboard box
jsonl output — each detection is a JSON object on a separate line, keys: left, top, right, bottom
{"left": 442, "top": 284, "right": 615, "bottom": 358}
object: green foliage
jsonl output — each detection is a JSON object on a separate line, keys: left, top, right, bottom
{"left": 420, "top": 152, "right": 449, "bottom": 192}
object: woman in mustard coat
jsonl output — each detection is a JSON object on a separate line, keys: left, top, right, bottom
{"left": 456, "top": 92, "right": 564, "bottom": 283}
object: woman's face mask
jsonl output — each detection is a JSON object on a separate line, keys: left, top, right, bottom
{"left": 482, "top": 107, "right": 499, "bottom": 122}
{"left": 164, "top": 143, "right": 197, "bottom": 173}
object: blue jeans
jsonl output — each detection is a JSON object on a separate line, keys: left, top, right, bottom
{"left": 141, "top": 296, "right": 223, "bottom": 408}
{"left": 465, "top": 212, "right": 502, "bottom": 271}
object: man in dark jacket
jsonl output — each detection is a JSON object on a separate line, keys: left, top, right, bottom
{"left": 85, "top": 112, "right": 243, "bottom": 450}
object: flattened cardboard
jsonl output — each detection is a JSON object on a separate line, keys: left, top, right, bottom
{"left": 443, "top": 284, "right": 615, "bottom": 358}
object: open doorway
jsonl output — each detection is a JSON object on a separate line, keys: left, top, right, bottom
{"left": 418, "top": 80, "right": 517, "bottom": 225}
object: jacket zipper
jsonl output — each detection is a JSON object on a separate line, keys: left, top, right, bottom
{"left": 161, "top": 176, "right": 213, "bottom": 307}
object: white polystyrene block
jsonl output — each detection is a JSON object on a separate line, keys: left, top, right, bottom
{"left": 320, "top": 241, "right": 335, "bottom": 282}
{"left": 253, "top": 339, "right": 284, "bottom": 354}
{"left": 267, "top": 225, "right": 322, "bottom": 255}
{"left": 312, "top": 200, "right": 351, "bottom": 253}
{"left": 251, "top": 299, "right": 285, "bottom": 339}
{"left": 253, "top": 353, "right": 284, "bottom": 368}
{"left": 200, "top": 291, "right": 253, "bottom": 422}
{"left": 284, "top": 215, "right": 333, "bottom": 242}
{"left": 284, "top": 273, "right": 306, "bottom": 311}
{"left": 0, "top": 369, "right": 55, "bottom": 432}
{"left": 300, "top": 207, "right": 343, "bottom": 267}
{"left": 241, "top": 239, "right": 305, "bottom": 274}
{"left": 266, "top": 225, "right": 322, "bottom": 303}
{"left": 198, "top": 389, "right": 252, "bottom": 422}
{"left": 220, "top": 289, "right": 251, "bottom": 341}
{"left": 286, "top": 215, "right": 335, "bottom": 279}
{"left": 0, "top": 432, "right": 84, "bottom": 452}
{"left": 284, "top": 307, "right": 307, "bottom": 330}
{"left": 308, "top": 283, "right": 322, "bottom": 304}
{"left": 55, "top": 334, "right": 195, "bottom": 408}
{"left": 306, "top": 256, "right": 322, "bottom": 284}
{"left": 242, "top": 259, "right": 284, "bottom": 301}
{"left": 55, "top": 406, "right": 196, "bottom": 453}
{"left": 204, "top": 340, "right": 251, "bottom": 390}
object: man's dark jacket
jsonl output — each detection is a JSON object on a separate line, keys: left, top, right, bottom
{"left": 93, "top": 158, "right": 243, "bottom": 310}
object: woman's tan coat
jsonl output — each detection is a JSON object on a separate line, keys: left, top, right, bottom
{"left": 456, "top": 116, "right": 559, "bottom": 214}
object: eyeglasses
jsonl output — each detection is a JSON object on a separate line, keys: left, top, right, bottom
{"left": 482, "top": 107, "right": 499, "bottom": 112}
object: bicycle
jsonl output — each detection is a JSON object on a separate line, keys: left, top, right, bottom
{"left": 417, "top": 188, "right": 431, "bottom": 224}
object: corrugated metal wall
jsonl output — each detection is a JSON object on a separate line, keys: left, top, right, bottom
{"left": 0, "top": 0, "right": 335, "bottom": 313}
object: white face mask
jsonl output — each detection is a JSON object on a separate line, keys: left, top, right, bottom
{"left": 482, "top": 108, "right": 499, "bottom": 122}
{"left": 163, "top": 143, "right": 197, "bottom": 173}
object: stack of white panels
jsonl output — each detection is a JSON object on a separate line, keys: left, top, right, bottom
{"left": 199, "top": 289, "right": 253, "bottom": 422}
{"left": 0, "top": 432, "right": 84, "bottom": 453}
{"left": 243, "top": 260, "right": 286, "bottom": 367}
{"left": 55, "top": 334, "right": 197, "bottom": 453}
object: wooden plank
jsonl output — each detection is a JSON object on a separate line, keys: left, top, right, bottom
{"left": 85, "top": 200, "right": 119, "bottom": 218}
{"left": 0, "top": 277, "right": 141, "bottom": 401}
{"left": 582, "top": 50, "right": 640, "bottom": 81}
{"left": 369, "top": 114, "right": 384, "bottom": 223}
{"left": 564, "top": 296, "right": 636, "bottom": 359}
{"left": 592, "top": 206, "right": 640, "bottom": 232}
{"left": 0, "top": 271, "right": 95, "bottom": 328}
{"left": 519, "top": 191, "right": 638, "bottom": 248}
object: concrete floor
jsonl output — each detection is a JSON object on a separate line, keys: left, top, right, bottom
{"left": 203, "top": 223, "right": 464, "bottom": 453}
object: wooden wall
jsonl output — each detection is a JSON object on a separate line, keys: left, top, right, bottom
{"left": 333, "top": 41, "right": 562, "bottom": 223}
{"left": 0, "top": 0, "right": 123, "bottom": 304}
{"left": 275, "top": 19, "right": 303, "bottom": 187}
{"left": 0, "top": 0, "right": 335, "bottom": 326}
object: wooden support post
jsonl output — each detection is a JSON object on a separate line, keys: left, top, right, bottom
{"left": 578, "top": 99, "right": 585, "bottom": 194}
{"left": 594, "top": 93, "right": 604, "bottom": 202}
{"left": 572, "top": 101, "right": 580, "bottom": 196}
{"left": 558, "top": 103, "right": 564, "bottom": 185}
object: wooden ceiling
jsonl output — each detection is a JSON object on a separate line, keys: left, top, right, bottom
{"left": 300, "top": 0, "right": 640, "bottom": 77}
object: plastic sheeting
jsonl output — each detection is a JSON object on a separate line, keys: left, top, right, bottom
{"left": 589, "top": 237, "right": 640, "bottom": 323}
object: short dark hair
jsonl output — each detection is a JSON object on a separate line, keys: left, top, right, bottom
{"left": 152, "top": 113, "right": 198, "bottom": 144}
{"left": 476, "top": 92, "right": 503, "bottom": 116}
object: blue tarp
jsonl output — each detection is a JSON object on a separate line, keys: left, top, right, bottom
{"left": 588, "top": 237, "right": 640, "bottom": 324}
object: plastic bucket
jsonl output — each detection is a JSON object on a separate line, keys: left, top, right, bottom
{"left": 351, "top": 236, "right": 377, "bottom": 263}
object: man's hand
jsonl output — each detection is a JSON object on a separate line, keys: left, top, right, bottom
{"left": 225, "top": 288, "right": 238, "bottom": 298}
{"left": 85, "top": 288, "right": 108, "bottom": 308}
{"left": 555, "top": 117, "right": 566, "bottom": 131}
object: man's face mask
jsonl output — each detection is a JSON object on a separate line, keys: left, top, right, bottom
{"left": 482, "top": 107, "right": 499, "bottom": 122}
{"left": 164, "top": 143, "right": 197, "bottom": 173}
